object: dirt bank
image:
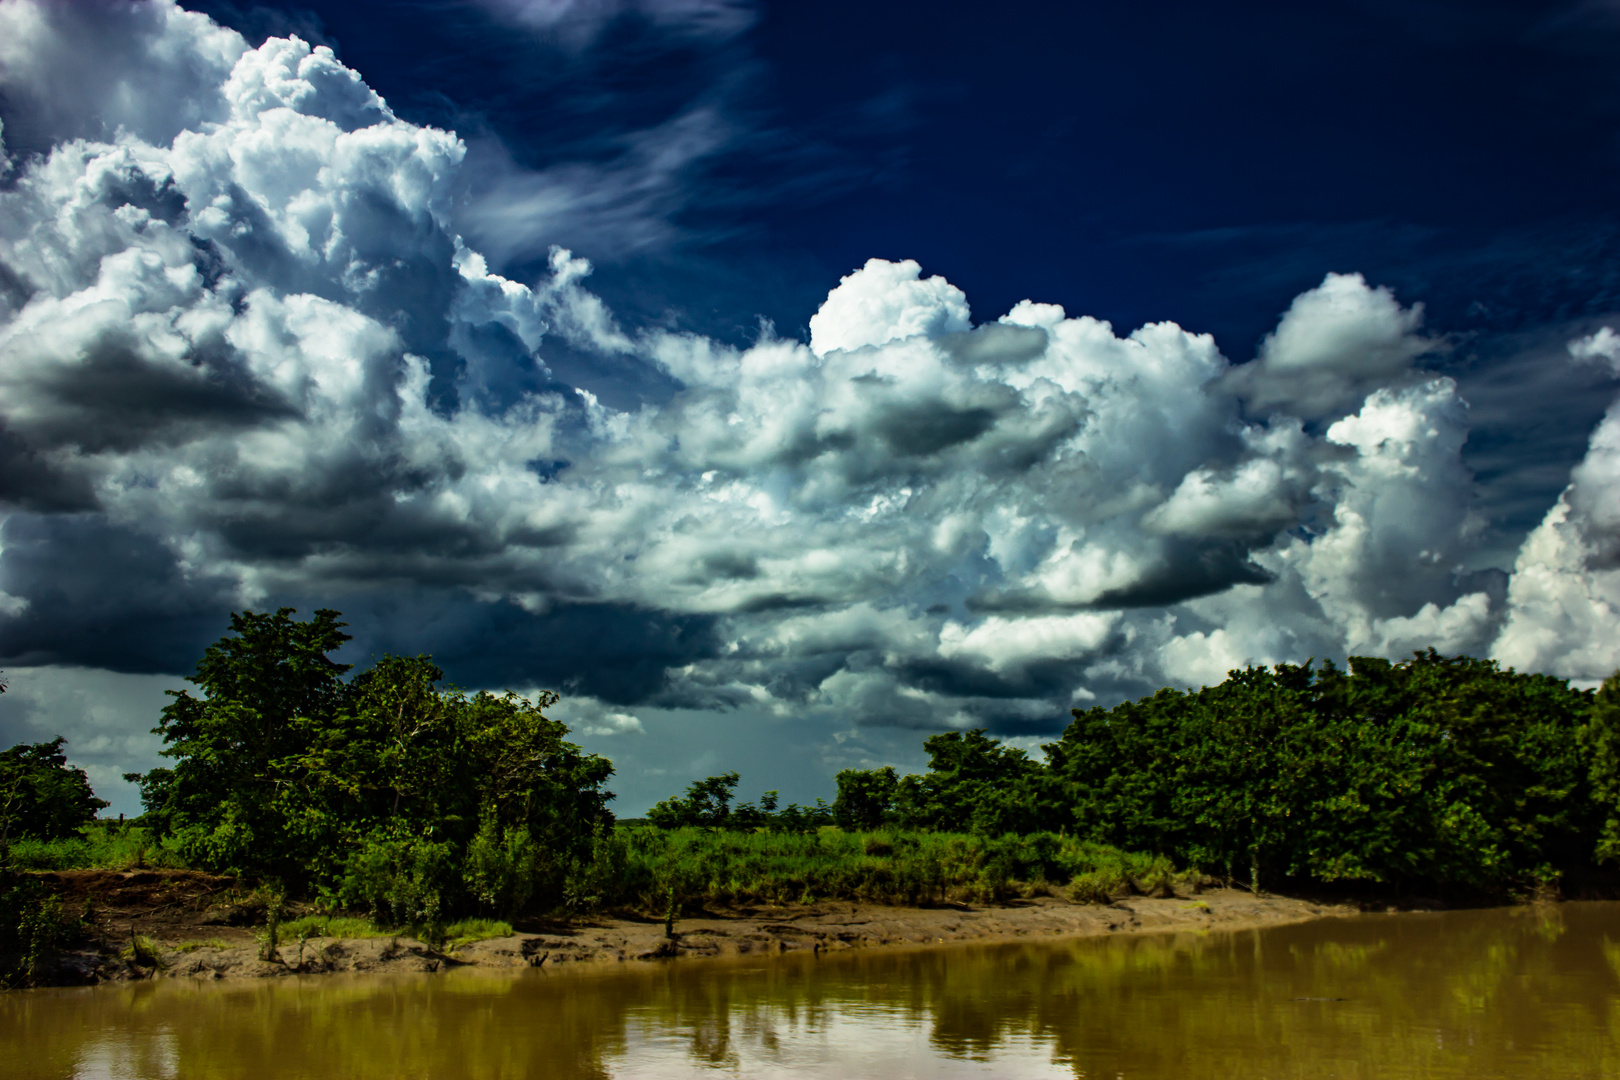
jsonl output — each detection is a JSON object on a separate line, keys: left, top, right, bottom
{"left": 14, "top": 869, "right": 1360, "bottom": 985}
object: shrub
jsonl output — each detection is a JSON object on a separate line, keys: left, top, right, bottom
{"left": 462, "top": 815, "right": 539, "bottom": 917}
{"left": 1067, "top": 870, "right": 1124, "bottom": 904}
{"left": 338, "top": 829, "right": 456, "bottom": 925}
{"left": 2, "top": 874, "right": 82, "bottom": 985}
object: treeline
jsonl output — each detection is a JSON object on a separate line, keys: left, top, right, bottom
{"left": 829, "top": 654, "right": 1620, "bottom": 894}
{"left": 5, "top": 609, "right": 1620, "bottom": 934}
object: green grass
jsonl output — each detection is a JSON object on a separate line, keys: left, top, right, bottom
{"left": 442, "top": 918, "right": 514, "bottom": 946}
{"left": 6, "top": 822, "right": 184, "bottom": 871}
{"left": 277, "top": 915, "right": 393, "bottom": 940}
{"left": 119, "top": 933, "right": 163, "bottom": 968}
{"left": 588, "top": 826, "right": 1193, "bottom": 910}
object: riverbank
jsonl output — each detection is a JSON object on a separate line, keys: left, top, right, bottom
{"left": 17, "top": 868, "right": 1359, "bottom": 985}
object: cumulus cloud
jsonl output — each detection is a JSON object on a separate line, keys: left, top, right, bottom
{"left": 0, "top": 0, "right": 1600, "bottom": 791}
{"left": 808, "top": 258, "right": 971, "bottom": 356}
{"left": 0, "top": 0, "right": 244, "bottom": 153}
{"left": 1229, "top": 271, "right": 1440, "bottom": 418}
{"left": 1493, "top": 334, "right": 1620, "bottom": 683}
{"left": 1569, "top": 325, "right": 1620, "bottom": 375}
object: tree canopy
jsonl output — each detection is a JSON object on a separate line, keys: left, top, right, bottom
{"left": 825, "top": 653, "right": 1615, "bottom": 894}
{"left": 0, "top": 737, "right": 107, "bottom": 845}
{"left": 132, "top": 608, "right": 616, "bottom": 918}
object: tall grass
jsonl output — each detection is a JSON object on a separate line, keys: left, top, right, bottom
{"left": 5, "top": 822, "right": 184, "bottom": 871}
{"left": 586, "top": 826, "right": 1189, "bottom": 911}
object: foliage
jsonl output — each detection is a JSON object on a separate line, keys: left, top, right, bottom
{"left": 647, "top": 772, "right": 833, "bottom": 832}
{"left": 1049, "top": 652, "right": 1601, "bottom": 892}
{"left": 593, "top": 825, "right": 1177, "bottom": 910}
{"left": 277, "top": 915, "right": 393, "bottom": 940}
{"left": 833, "top": 766, "right": 897, "bottom": 829}
{"left": 120, "top": 933, "right": 163, "bottom": 970}
{"left": 647, "top": 772, "right": 740, "bottom": 828}
{"left": 462, "top": 815, "right": 539, "bottom": 918}
{"left": 131, "top": 608, "right": 616, "bottom": 917}
{"left": 6, "top": 822, "right": 183, "bottom": 872}
{"left": 442, "top": 918, "right": 515, "bottom": 947}
{"left": 893, "top": 730, "right": 1048, "bottom": 834}
{"left": 24, "top": 623, "right": 1620, "bottom": 924}
{"left": 0, "top": 737, "right": 108, "bottom": 846}
{"left": 658, "top": 652, "right": 1614, "bottom": 897}
{"left": 829, "top": 734, "right": 1049, "bottom": 834}
{"left": 1586, "top": 673, "right": 1620, "bottom": 863}
{"left": 0, "top": 870, "right": 84, "bottom": 986}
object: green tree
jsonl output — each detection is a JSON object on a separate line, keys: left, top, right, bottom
{"left": 647, "top": 773, "right": 740, "bottom": 828}
{"left": 135, "top": 609, "right": 616, "bottom": 914}
{"left": 833, "top": 766, "right": 898, "bottom": 829}
{"left": 0, "top": 737, "right": 108, "bottom": 846}
{"left": 1584, "top": 672, "right": 1620, "bottom": 863}
{"left": 144, "top": 608, "right": 352, "bottom": 880}
{"left": 1047, "top": 652, "right": 1596, "bottom": 892}
{"left": 893, "top": 730, "right": 1047, "bottom": 834}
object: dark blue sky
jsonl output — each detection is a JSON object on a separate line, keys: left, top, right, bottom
{"left": 196, "top": 0, "right": 1620, "bottom": 344}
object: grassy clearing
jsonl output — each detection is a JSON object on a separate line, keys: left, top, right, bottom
{"left": 589, "top": 826, "right": 1195, "bottom": 911}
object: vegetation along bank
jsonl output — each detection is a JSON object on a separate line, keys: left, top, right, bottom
{"left": 3, "top": 608, "right": 1618, "bottom": 986}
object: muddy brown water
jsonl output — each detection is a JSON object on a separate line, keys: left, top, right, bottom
{"left": 5, "top": 902, "right": 1620, "bottom": 1079}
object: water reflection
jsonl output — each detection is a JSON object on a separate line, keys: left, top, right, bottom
{"left": 4, "top": 903, "right": 1619, "bottom": 1079}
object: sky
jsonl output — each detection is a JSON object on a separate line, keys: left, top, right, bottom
{"left": 1, "top": 0, "right": 1618, "bottom": 816}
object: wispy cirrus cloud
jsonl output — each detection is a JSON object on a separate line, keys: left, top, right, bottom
{"left": 471, "top": 0, "right": 753, "bottom": 46}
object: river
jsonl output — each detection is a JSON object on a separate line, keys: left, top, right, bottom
{"left": 5, "top": 902, "right": 1619, "bottom": 1079}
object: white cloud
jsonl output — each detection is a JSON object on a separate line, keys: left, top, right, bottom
{"left": 1230, "top": 271, "right": 1438, "bottom": 418}
{"left": 554, "top": 697, "right": 645, "bottom": 735}
{"left": 1157, "top": 627, "right": 1255, "bottom": 689}
{"left": 454, "top": 107, "right": 732, "bottom": 267}
{"left": 808, "top": 258, "right": 971, "bottom": 357}
{"left": 1263, "top": 378, "right": 1480, "bottom": 651}
{"left": 1493, "top": 393, "right": 1620, "bottom": 682}
{"left": 0, "top": 0, "right": 243, "bottom": 151}
{"left": 938, "top": 613, "right": 1120, "bottom": 674}
{"left": 1569, "top": 325, "right": 1620, "bottom": 376}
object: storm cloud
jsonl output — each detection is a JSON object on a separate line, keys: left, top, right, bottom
{"left": 0, "top": 0, "right": 1617, "bottom": 814}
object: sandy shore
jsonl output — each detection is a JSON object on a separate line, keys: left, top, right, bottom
{"left": 22, "top": 869, "right": 1358, "bottom": 984}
